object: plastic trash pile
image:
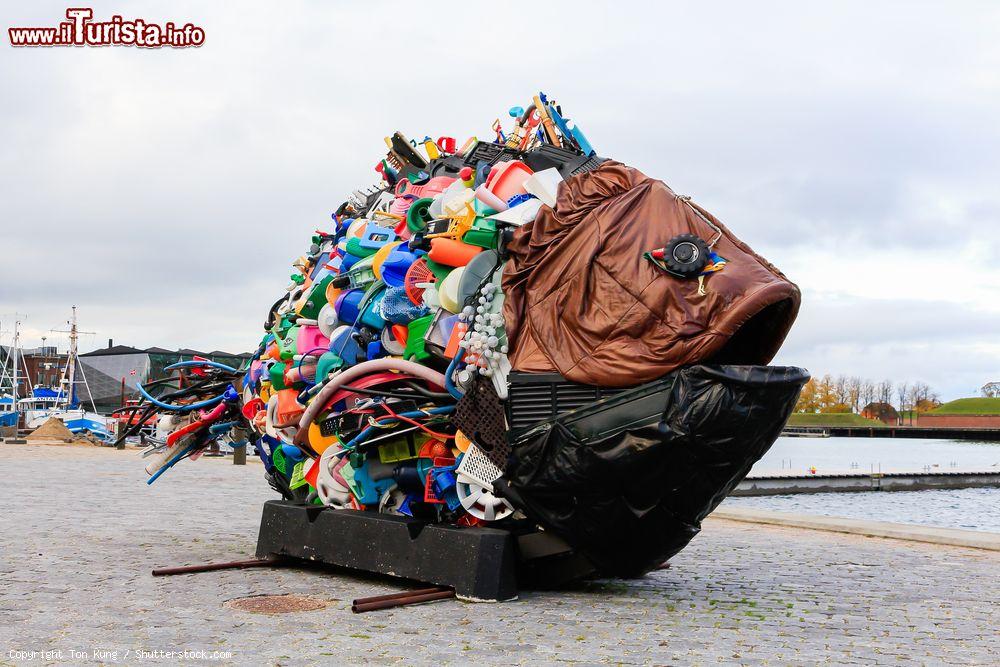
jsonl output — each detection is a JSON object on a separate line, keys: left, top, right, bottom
{"left": 126, "top": 93, "right": 807, "bottom": 574}
{"left": 130, "top": 93, "right": 600, "bottom": 525}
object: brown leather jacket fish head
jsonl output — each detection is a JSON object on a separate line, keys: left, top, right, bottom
{"left": 502, "top": 162, "right": 800, "bottom": 387}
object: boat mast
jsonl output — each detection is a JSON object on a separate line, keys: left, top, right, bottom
{"left": 51, "top": 307, "right": 95, "bottom": 409}
{"left": 67, "top": 307, "right": 78, "bottom": 406}
{"left": 11, "top": 319, "right": 20, "bottom": 402}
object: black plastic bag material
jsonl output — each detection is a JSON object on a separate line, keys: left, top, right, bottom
{"left": 498, "top": 365, "right": 809, "bottom": 577}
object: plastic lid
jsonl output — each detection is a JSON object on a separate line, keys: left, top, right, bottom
{"left": 438, "top": 266, "right": 466, "bottom": 313}
{"left": 317, "top": 303, "right": 339, "bottom": 339}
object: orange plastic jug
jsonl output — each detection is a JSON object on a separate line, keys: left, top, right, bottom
{"left": 428, "top": 238, "right": 482, "bottom": 267}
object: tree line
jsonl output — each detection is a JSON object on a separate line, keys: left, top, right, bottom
{"left": 795, "top": 374, "right": 940, "bottom": 418}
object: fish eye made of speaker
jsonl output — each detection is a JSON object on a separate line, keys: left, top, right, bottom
{"left": 664, "top": 234, "right": 709, "bottom": 277}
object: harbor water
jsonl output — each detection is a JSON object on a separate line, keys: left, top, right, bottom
{"left": 749, "top": 436, "right": 1000, "bottom": 476}
{"left": 724, "top": 436, "right": 1000, "bottom": 533}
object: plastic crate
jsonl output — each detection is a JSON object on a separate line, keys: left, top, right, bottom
{"left": 462, "top": 141, "right": 525, "bottom": 167}
{"left": 522, "top": 144, "right": 608, "bottom": 179}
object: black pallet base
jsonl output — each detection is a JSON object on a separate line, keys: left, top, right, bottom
{"left": 255, "top": 501, "right": 597, "bottom": 601}
{"left": 256, "top": 500, "right": 520, "bottom": 601}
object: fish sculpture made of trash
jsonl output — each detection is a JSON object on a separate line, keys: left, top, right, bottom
{"left": 122, "top": 93, "right": 809, "bottom": 577}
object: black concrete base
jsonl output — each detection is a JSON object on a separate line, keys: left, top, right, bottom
{"left": 255, "top": 500, "right": 519, "bottom": 601}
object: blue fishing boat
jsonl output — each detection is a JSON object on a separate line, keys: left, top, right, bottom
{"left": 0, "top": 396, "right": 17, "bottom": 428}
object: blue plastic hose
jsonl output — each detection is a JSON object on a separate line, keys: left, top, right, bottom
{"left": 146, "top": 443, "right": 197, "bottom": 485}
{"left": 208, "top": 421, "right": 239, "bottom": 434}
{"left": 444, "top": 347, "right": 466, "bottom": 399}
{"left": 165, "top": 360, "right": 238, "bottom": 373}
{"left": 338, "top": 405, "right": 455, "bottom": 455}
{"left": 294, "top": 347, "right": 330, "bottom": 386}
{"left": 136, "top": 382, "right": 225, "bottom": 412}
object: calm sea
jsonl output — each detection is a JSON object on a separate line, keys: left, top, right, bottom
{"left": 750, "top": 436, "right": 1000, "bottom": 475}
{"left": 724, "top": 436, "right": 1000, "bottom": 533}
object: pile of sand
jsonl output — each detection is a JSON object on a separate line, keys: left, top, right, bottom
{"left": 28, "top": 417, "right": 76, "bottom": 443}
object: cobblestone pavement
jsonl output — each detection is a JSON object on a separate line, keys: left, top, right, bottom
{"left": 1, "top": 443, "right": 997, "bottom": 666}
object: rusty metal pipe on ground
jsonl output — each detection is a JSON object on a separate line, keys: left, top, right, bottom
{"left": 352, "top": 586, "right": 454, "bottom": 613}
{"left": 152, "top": 555, "right": 284, "bottom": 576}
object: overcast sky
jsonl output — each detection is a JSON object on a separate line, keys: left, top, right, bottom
{"left": 2, "top": 1, "right": 998, "bottom": 401}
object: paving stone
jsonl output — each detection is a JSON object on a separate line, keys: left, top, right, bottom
{"left": 0, "top": 443, "right": 997, "bottom": 665}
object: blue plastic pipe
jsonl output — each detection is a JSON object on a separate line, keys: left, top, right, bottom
{"left": 136, "top": 382, "right": 226, "bottom": 412}
{"left": 208, "top": 421, "right": 239, "bottom": 434}
{"left": 444, "top": 348, "right": 467, "bottom": 399}
{"left": 146, "top": 443, "right": 197, "bottom": 485}
{"left": 165, "top": 360, "right": 238, "bottom": 373}
{"left": 339, "top": 405, "right": 456, "bottom": 455}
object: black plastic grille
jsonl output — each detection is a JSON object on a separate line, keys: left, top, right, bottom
{"left": 505, "top": 372, "right": 627, "bottom": 434}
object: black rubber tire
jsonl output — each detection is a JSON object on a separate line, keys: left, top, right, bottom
{"left": 662, "top": 234, "right": 709, "bottom": 277}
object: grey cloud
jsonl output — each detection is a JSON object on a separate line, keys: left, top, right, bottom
{"left": 787, "top": 295, "right": 1000, "bottom": 348}
{"left": 774, "top": 294, "right": 1000, "bottom": 398}
{"left": 3, "top": 0, "right": 999, "bottom": 400}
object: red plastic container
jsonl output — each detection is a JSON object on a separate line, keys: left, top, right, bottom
{"left": 484, "top": 160, "right": 533, "bottom": 202}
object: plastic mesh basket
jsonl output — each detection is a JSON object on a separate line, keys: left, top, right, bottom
{"left": 456, "top": 442, "right": 503, "bottom": 488}
{"left": 404, "top": 258, "right": 434, "bottom": 306}
{"left": 380, "top": 286, "right": 429, "bottom": 324}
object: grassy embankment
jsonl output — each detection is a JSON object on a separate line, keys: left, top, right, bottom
{"left": 786, "top": 413, "right": 886, "bottom": 427}
{"left": 929, "top": 398, "right": 1000, "bottom": 415}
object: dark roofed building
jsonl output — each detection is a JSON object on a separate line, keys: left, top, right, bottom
{"left": 75, "top": 342, "right": 251, "bottom": 413}
{"left": 80, "top": 344, "right": 145, "bottom": 356}
{"left": 861, "top": 401, "right": 899, "bottom": 425}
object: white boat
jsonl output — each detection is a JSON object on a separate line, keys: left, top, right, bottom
{"left": 14, "top": 308, "right": 114, "bottom": 442}
{"left": 18, "top": 392, "right": 113, "bottom": 440}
